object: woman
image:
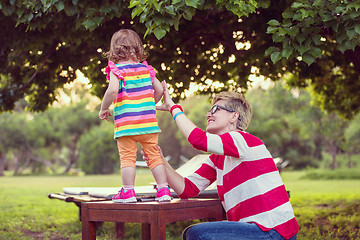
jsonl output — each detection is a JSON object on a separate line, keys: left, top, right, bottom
{"left": 153, "top": 81, "right": 299, "bottom": 240}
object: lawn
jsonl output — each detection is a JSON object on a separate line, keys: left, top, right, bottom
{"left": 0, "top": 170, "right": 359, "bottom": 239}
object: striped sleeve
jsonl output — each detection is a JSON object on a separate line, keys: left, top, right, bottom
{"left": 179, "top": 156, "right": 217, "bottom": 199}
{"left": 188, "top": 128, "right": 250, "bottom": 158}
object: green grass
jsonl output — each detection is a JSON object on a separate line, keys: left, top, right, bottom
{"left": 1, "top": 170, "right": 360, "bottom": 239}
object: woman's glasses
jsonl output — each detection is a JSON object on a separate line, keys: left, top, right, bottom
{"left": 209, "top": 105, "right": 241, "bottom": 121}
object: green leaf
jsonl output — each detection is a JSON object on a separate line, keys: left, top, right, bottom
{"left": 292, "top": 2, "right": 304, "bottom": 8}
{"left": 131, "top": 7, "right": 143, "bottom": 18}
{"left": 100, "top": 5, "right": 112, "bottom": 14}
{"left": 346, "top": 29, "right": 356, "bottom": 40}
{"left": 265, "top": 46, "right": 278, "bottom": 56}
{"left": 153, "top": 1, "right": 161, "bottom": 12}
{"left": 310, "top": 47, "right": 322, "bottom": 58}
{"left": 300, "top": 9, "right": 309, "bottom": 19}
{"left": 266, "top": 26, "right": 278, "bottom": 34}
{"left": 140, "top": 12, "right": 147, "bottom": 22}
{"left": 335, "top": 6, "right": 346, "bottom": 15}
{"left": 183, "top": 10, "right": 193, "bottom": 20}
{"left": 312, "top": 34, "right": 322, "bottom": 45}
{"left": 278, "top": 28, "right": 287, "bottom": 36}
{"left": 2, "top": 4, "right": 15, "bottom": 16}
{"left": 185, "top": 0, "right": 199, "bottom": 8}
{"left": 298, "top": 45, "right": 309, "bottom": 55}
{"left": 320, "top": 12, "right": 333, "bottom": 22}
{"left": 282, "top": 9, "right": 293, "bottom": 19}
{"left": 152, "top": 16, "right": 164, "bottom": 25}
{"left": 272, "top": 32, "right": 285, "bottom": 43}
{"left": 313, "top": 0, "right": 322, "bottom": 7}
{"left": 154, "top": 27, "right": 166, "bottom": 40}
{"left": 129, "top": 0, "right": 141, "bottom": 8}
{"left": 93, "top": 17, "right": 104, "bottom": 26}
{"left": 268, "top": 19, "right": 280, "bottom": 26}
{"left": 270, "top": 51, "right": 282, "bottom": 63}
{"left": 287, "top": 26, "right": 299, "bottom": 37}
{"left": 174, "top": 14, "right": 181, "bottom": 31}
{"left": 165, "top": 5, "right": 175, "bottom": 15}
{"left": 302, "top": 53, "right": 315, "bottom": 65}
{"left": 82, "top": 19, "right": 95, "bottom": 30}
{"left": 293, "top": 12, "right": 302, "bottom": 21}
{"left": 172, "top": 0, "right": 183, "bottom": 4}
{"left": 281, "top": 47, "right": 293, "bottom": 59}
{"left": 339, "top": 43, "right": 347, "bottom": 53}
{"left": 297, "top": 33, "right": 306, "bottom": 44}
{"left": 16, "top": 8, "right": 25, "bottom": 18}
{"left": 355, "top": 25, "right": 360, "bottom": 34}
{"left": 55, "top": 2, "right": 65, "bottom": 12}
{"left": 336, "top": 32, "right": 347, "bottom": 44}
{"left": 64, "top": 5, "right": 78, "bottom": 16}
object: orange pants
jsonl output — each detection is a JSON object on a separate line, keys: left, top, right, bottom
{"left": 117, "top": 133, "right": 162, "bottom": 170}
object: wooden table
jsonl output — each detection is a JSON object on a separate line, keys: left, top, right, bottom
{"left": 81, "top": 198, "right": 224, "bottom": 240}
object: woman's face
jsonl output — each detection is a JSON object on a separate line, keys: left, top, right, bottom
{"left": 206, "top": 100, "right": 237, "bottom": 134}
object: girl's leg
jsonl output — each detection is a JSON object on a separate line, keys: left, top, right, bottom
{"left": 139, "top": 133, "right": 168, "bottom": 187}
{"left": 121, "top": 166, "right": 136, "bottom": 188}
{"left": 184, "top": 221, "right": 287, "bottom": 240}
{"left": 151, "top": 164, "right": 168, "bottom": 188}
{"left": 117, "top": 136, "right": 137, "bottom": 187}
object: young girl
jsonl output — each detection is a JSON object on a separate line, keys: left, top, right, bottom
{"left": 99, "top": 29, "right": 171, "bottom": 203}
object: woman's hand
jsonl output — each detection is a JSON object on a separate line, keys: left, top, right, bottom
{"left": 156, "top": 80, "right": 175, "bottom": 112}
{"left": 141, "top": 146, "right": 165, "bottom": 165}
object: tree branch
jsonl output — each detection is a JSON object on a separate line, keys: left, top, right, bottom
{"left": 20, "top": 41, "right": 58, "bottom": 91}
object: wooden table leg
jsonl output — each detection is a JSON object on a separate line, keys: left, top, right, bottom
{"left": 81, "top": 203, "right": 96, "bottom": 240}
{"left": 151, "top": 222, "right": 166, "bottom": 240}
{"left": 115, "top": 222, "right": 125, "bottom": 239}
{"left": 142, "top": 222, "right": 165, "bottom": 240}
{"left": 142, "top": 223, "right": 150, "bottom": 240}
{"left": 82, "top": 219, "right": 96, "bottom": 240}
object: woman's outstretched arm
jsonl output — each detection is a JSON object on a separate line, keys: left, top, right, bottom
{"left": 142, "top": 147, "right": 185, "bottom": 195}
{"left": 156, "top": 81, "right": 197, "bottom": 139}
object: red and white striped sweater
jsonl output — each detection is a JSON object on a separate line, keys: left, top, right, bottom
{"left": 179, "top": 128, "right": 299, "bottom": 239}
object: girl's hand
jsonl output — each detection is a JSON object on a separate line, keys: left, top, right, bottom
{"left": 99, "top": 109, "right": 112, "bottom": 121}
{"left": 156, "top": 81, "right": 175, "bottom": 112}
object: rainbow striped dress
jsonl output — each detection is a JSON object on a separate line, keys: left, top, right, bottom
{"left": 105, "top": 60, "right": 161, "bottom": 139}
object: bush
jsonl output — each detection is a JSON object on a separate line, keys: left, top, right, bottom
{"left": 302, "top": 169, "right": 360, "bottom": 180}
{"left": 78, "top": 122, "right": 119, "bottom": 174}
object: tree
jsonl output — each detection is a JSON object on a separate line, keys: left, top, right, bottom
{"left": 0, "top": 110, "right": 58, "bottom": 175}
{"left": 132, "top": 0, "right": 360, "bottom": 119}
{"left": 343, "top": 112, "right": 360, "bottom": 167}
{"left": 1, "top": 0, "right": 359, "bottom": 119}
{"left": 78, "top": 121, "right": 119, "bottom": 174}
{"left": 247, "top": 83, "right": 321, "bottom": 169}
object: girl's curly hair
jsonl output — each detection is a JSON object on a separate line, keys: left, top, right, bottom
{"left": 104, "top": 29, "right": 148, "bottom": 63}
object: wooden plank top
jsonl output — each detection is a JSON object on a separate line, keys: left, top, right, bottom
{"left": 83, "top": 198, "right": 222, "bottom": 211}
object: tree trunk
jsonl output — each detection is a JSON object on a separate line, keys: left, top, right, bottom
{"left": 0, "top": 152, "right": 4, "bottom": 176}
{"left": 63, "top": 140, "right": 79, "bottom": 174}
{"left": 330, "top": 152, "right": 338, "bottom": 170}
{"left": 348, "top": 154, "right": 354, "bottom": 168}
{"left": 329, "top": 140, "right": 338, "bottom": 170}
{"left": 30, "top": 156, "right": 56, "bottom": 173}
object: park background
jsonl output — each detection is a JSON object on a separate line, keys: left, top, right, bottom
{"left": 1, "top": 0, "right": 360, "bottom": 239}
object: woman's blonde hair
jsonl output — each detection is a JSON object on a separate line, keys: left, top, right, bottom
{"left": 104, "top": 29, "right": 147, "bottom": 63}
{"left": 212, "top": 91, "right": 252, "bottom": 131}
